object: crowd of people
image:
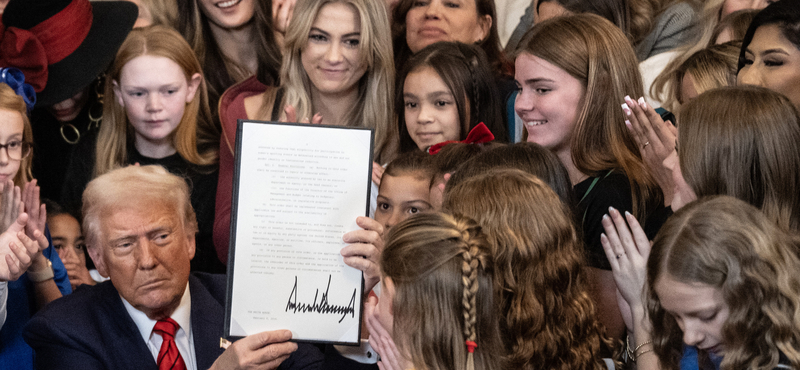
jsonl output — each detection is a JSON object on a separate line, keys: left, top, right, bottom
{"left": 1, "top": 0, "right": 800, "bottom": 369}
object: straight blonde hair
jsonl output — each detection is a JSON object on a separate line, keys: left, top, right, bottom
{"left": 0, "top": 83, "right": 33, "bottom": 186}
{"left": 95, "top": 25, "right": 218, "bottom": 178}
{"left": 277, "top": 0, "right": 395, "bottom": 163}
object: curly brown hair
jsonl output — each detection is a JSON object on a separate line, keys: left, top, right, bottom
{"left": 444, "top": 168, "right": 609, "bottom": 369}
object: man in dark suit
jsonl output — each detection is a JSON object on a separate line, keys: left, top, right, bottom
{"left": 23, "top": 165, "right": 321, "bottom": 370}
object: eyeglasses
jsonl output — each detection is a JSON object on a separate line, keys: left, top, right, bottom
{"left": 0, "top": 140, "right": 32, "bottom": 160}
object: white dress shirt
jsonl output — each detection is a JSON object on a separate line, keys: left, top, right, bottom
{"left": 121, "top": 283, "right": 197, "bottom": 370}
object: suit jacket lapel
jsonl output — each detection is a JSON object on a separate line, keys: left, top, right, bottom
{"left": 189, "top": 275, "right": 227, "bottom": 369}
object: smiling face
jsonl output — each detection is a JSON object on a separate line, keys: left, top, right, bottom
{"left": 114, "top": 55, "right": 201, "bottom": 156}
{"left": 375, "top": 173, "right": 433, "bottom": 231}
{"left": 655, "top": 274, "right": 730, "bottom": 356}
{"left": 88, "top": 200, "right": 195, "bottom": 320}
{"left": 301, "top": 2, "right": 367, "bottom": 99}
{"left": 403, "top": 66, "right": 461, "bottom": 150}
{"left": 738, "top": 24, "right": 800, "bottom": 108}
{"left": 514, "top": 53, "right": 584, "bottom": 160}
{"left": 404, "top": 0, "right": 491, "bottom": 53}
{"left": 0, "top": 109, "right": 24, "bottom": 184}
{"left": 197, "top": 0, "right": 254, "bottom": 30}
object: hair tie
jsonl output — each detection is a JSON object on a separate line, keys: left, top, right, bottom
{"left": 465, "top": 340, "right": 477, "bottom": 353}
{"left": 0, "top": 67, "right": 37, "bottom": 112}
{"left": 427, "top": 123, "right": 495, "bottom": 155}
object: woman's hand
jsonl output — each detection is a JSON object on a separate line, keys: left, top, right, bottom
{"left": 372, "top": 162, "right": 385, "bottom": 186}
{"left": 284, "top": 105, "right": 323, "bottom": 124}
{"left": 342, "top": 217, "right": 384, "bottom": 293}
{"left": 622, "top": 96, "right": 677, "bottom": 206}
{"left": 272, "top": 0, "right": 297, "bottom": 35}
{"left": 600, "top": 207, "right": 652, "bottom": 326}
{"left": 365, "top": 295, "right": 407, "bottom": 370}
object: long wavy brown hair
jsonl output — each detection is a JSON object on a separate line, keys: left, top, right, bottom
{"left": 647, "top": 195, "right": 800, "bottom": 370}
{"left": 444, "top": 168, "right": 609, "bottom": 370}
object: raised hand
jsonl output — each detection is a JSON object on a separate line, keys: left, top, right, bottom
{"left": 284, "top": 105, "right": 323, "bottom": 125}
{"left": 622, "top": 96, "right": 678, "bottom": 205}
{"left": 21, "top": 180, "right": 48, "bottom": 251}
{"left": 272, "top": 0, "right": 296, "bottom": 35}
{"left": 0, "top": 180, "right": 22, "bottom": 232}
{"left": 0, "top": 213, "right": 39, "bottom": 281}
{"left": 364, "top": 295, "right": 407, "bottom": 370}
{"left": 342, "top": 216, "right": 384, "bottom": 293}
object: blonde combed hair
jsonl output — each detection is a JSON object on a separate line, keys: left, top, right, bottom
{"left": 517, "top": 14, "right": 661, "bottom": 220}
{"left": 0, "top": 83, "right": 33, "bottom": 186}
{"left": 277, "top": 0, "right": 395, "bottom": 163}
{"left": 96, "top": 25, "right": 218, "bottom": 178}
{"left": 444, "top": 169, "right": 609, "bottom": 370}
{"left": 382, "top": 212, "right": 503, "bottom": 370}
{"left": 647, "top": 196, "right": 800, "bottom": 370}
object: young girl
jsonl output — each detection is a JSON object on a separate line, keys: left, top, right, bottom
{"left": 368, "top": 212, "right": 504, "bottom": 370}
{"left": 0, "top": 78, "right": 71, "bottom": 369}
{"left": 60, "top": 26, "right": 223, "bottom": 274}
{"left": 374, "top": 151, "right": 435, "bottom": 232}
{"left": 515, "top": 13, "right": 665, "bottom": 340}
{"left": 445, "top": 168, "right": 610, "bottom": 369}
{"left": 43, "top": 199, "right": 104, "bottom": 290}
{"left": 397, "top": 41, "right": 506, "bottom": 154}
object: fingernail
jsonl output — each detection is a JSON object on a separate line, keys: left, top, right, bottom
{"left": 625, "top": 119, "right": 631, "bottom": 128}
{"left": 638, "top": 97, "right": 647, "bottom": 109}
{"left": 624, "top": 95, "right": 634, "bottom": 105}
{"left": 621, "top": 103, "right": 631, "bottom": 116}
{"left": 625, "top": 211, "right": 633, "bottom": 217}
{"left": 608, "top": 206, "right": 617, "bottom": 213}
{"left": 602, "top": 214, "right": 609, "bottom": 221}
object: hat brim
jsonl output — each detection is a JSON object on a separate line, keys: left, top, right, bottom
{"left": 35, "top": 1, "right": 137, "bottom": 107}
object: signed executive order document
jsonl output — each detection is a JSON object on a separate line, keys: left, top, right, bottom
{"left": 225, "top": 120, "right": 373, "bottom": 345}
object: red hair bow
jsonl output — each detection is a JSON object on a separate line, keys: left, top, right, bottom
{"left": 427, "top": 123, "right": 495, "bottom": 155}
{"left": 0, "top": 25, "right": 49, "bottom": 92}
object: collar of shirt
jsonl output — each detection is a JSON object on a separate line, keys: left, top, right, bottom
{"left": 121, "top": 282, "right": 197, "bottom": 370}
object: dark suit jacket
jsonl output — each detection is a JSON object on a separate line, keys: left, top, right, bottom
{"left": 23, "top": 273, "right": 324, "bottom": 370}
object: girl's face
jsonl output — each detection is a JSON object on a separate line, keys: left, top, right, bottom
{"left": 114, "top": 55, "right": 202, "bottom": 151}
{"left": 197, "top": 0, "right": 255, "bottom": 30}
{"left": 515, "top": 53, "right": 584, "bottom": 159}
{"left": 375, "top": 173, "right": 433, "bottom": 231}
{"left": 662, "top": 149, "right": 696, "bottom": 211}
{"left": 655, "top": 274, "right": 730, "bottom": 356}
{"left": 405, "top": 0, "right": 491, "bottom": 53}
{"left": 0, "top": 108, "right": 24, "bottom": 183}
{"left": 50, "top": 213, "right": 87, "bottom": 267}
{"left": 302, "top": 2, "right": 367, "bottom": 99}
{"left": 721, "top": 0, "right": 772, "bottom": 19}
{"left": 738, "top": 24, "right": 800, "bottom": 108}
{"left": 403, "top": 66, "right": 461, "bottom": 150}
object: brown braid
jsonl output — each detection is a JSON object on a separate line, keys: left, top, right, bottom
{"left": 457, "top": 220, "right": 486, "bottom": 370}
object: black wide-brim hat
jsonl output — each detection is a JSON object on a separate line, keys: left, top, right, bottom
{"left": 1, "top": 0, "right": 138, "bottom": 107}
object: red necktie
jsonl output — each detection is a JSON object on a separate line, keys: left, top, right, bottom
{"left": 153, "top": 318, "right": 187, "bottom": 370}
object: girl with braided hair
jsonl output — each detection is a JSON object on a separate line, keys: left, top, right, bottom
{"left": 393, "top": 41, "right": 507, "bottom": 155}
{"left": 367, "top": 212, "right": 503, "bottom": 370}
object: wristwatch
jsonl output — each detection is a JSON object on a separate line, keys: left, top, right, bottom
{"left": 28, "top": 258, "right": 54, "bottom": 282}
